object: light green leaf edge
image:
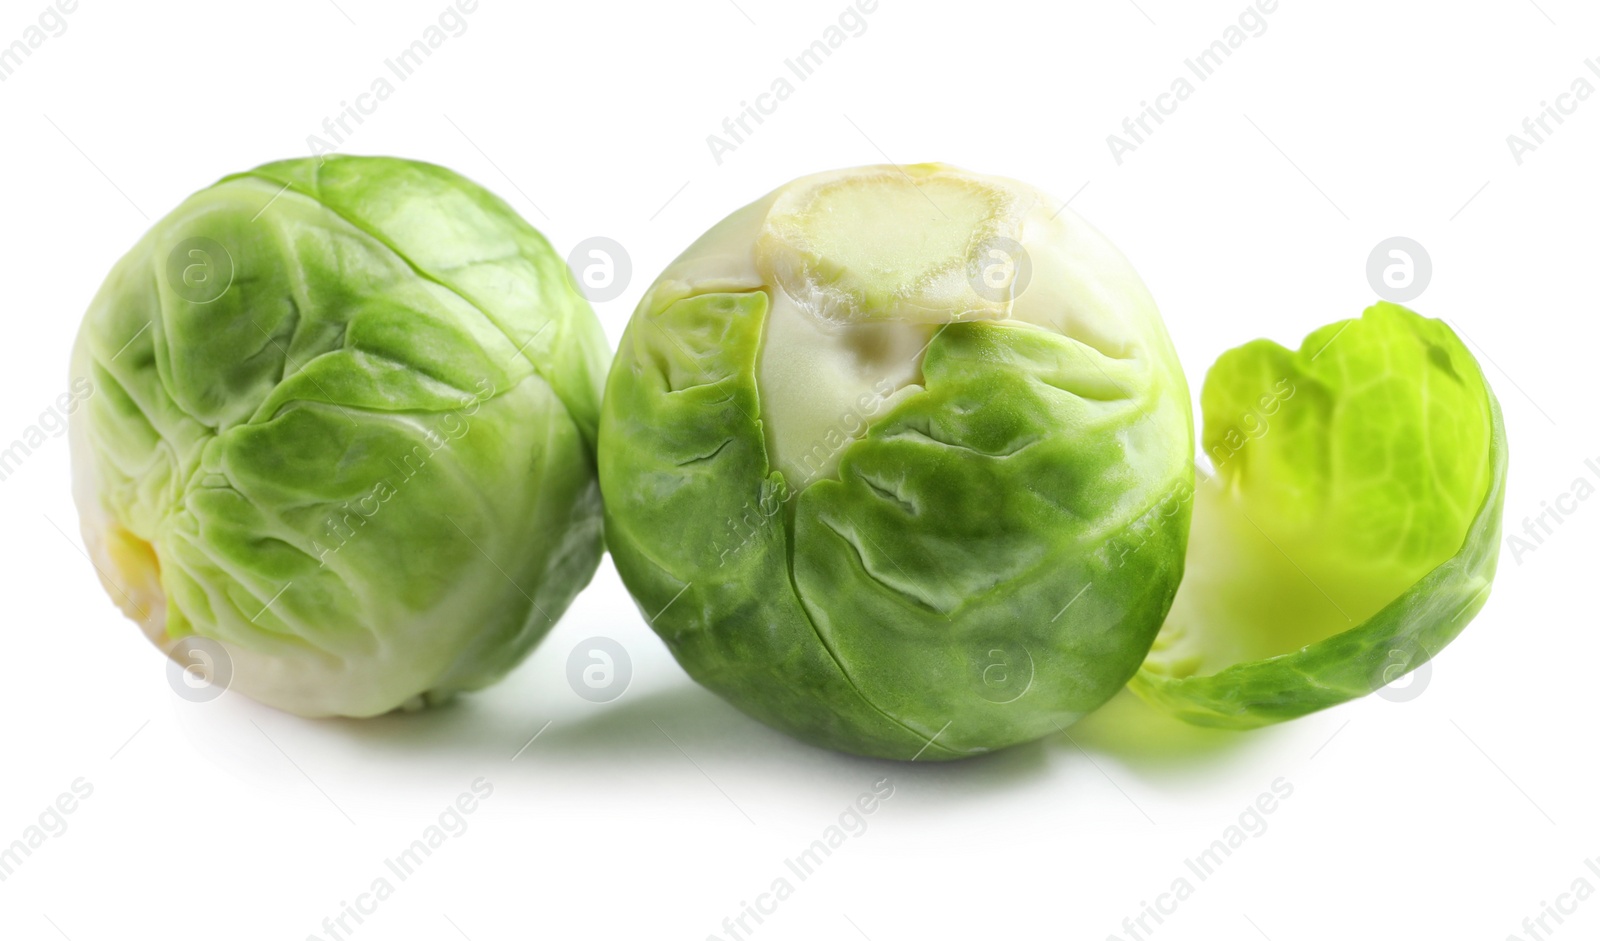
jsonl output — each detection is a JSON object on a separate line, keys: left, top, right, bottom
{"left": 1129, "top": 313, "right": 1508, "bottom": 728}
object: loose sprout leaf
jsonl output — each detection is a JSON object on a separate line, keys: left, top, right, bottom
{"left": 1131, "top": 302, "right": 1506, "bottom": 728}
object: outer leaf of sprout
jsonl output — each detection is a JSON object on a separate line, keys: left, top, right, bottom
{"left": 1132, "top": 303, "right": 1506, "bottom": 728}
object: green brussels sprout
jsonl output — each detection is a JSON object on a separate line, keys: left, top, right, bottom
{"left": 1132, "top": 302, "right": 1507, "bottom": 726}
{"left": 70, "top": 155, "right": 609, "bottom": 717}
{"left": 600, "top": 164, "right": 1195, "bottom": 759}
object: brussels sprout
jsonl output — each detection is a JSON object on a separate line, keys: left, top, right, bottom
{"left": 70, "top": 155, "right": 609, "bottom": 717}
{"left": 600, "top": 164, "right": 1195, "bottom": 759}
{"left": 1132, "top": 302, "right": 1507, "bottom": 726}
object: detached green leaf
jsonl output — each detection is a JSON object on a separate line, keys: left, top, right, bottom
{"left": 1132, "top": 302, "right": 1507, "bottom": 727}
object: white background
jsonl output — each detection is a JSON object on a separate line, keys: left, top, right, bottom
{"left": 1, "top": 0, "right": 1596, "bottom": 939}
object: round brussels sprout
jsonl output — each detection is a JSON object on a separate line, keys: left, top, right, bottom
{"left": 599, "top": 163, "right": 1193, "bottom": 760}
{"left": 70, "top": 155, "right": 609, "bottom": 717}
